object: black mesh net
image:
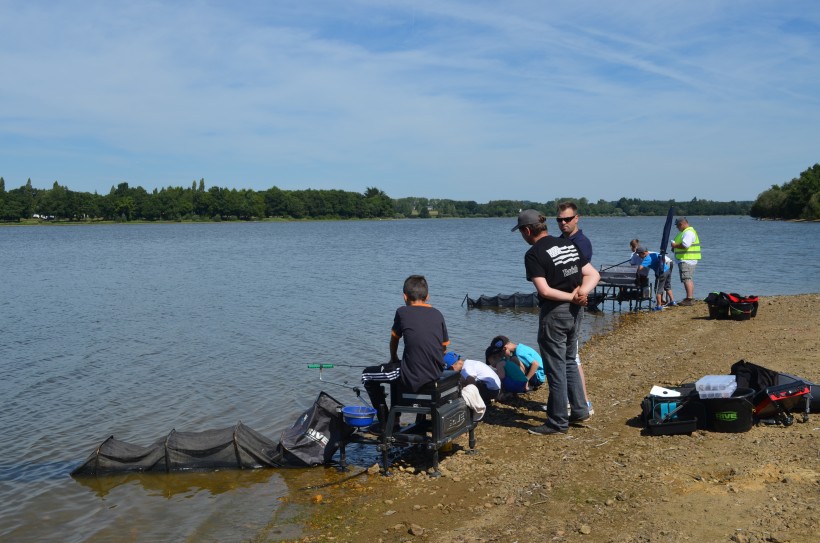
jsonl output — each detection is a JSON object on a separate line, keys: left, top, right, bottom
{"left": 71, "top": 392, "right": 352, "bottom": 476}
{"left": 465, "top": 292, "right": 539, "bottom": 308}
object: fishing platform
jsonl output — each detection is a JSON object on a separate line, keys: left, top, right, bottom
{"left": 464, "top": 263, "right": 654, "bottom": 313}
{"left": 588, "top": 264, "right": 653, "bottom": 311}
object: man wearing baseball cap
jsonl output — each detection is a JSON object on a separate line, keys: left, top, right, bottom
{"left": 512, "top": 209, "right": 600, "bottom": 435}
{"left": 670, "top": 217, "right": 701, "bottom": 306}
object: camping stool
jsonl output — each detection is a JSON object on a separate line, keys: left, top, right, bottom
{"left": 380, "top": 370, "right": 477, "bottom": 476}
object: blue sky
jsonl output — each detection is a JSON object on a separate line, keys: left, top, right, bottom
{"left": 1, "top": 1, "right": 818, "bottom": 202}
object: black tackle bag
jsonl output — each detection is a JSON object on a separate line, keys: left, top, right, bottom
{"left": 276, "top": 392, "right": 353, "bottom": 466}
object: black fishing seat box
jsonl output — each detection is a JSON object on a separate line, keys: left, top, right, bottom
{"left": 391, "top": 369, "right": 461, "bottom": 408}
{"left": 382, "top": 371, "right": 476, "bottom": 474}
{"left": 339, "top": 371, "right": 477, "bottom": 476}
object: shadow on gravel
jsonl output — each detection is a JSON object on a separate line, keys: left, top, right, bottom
{"left": 481, "top": 395, "right": 548, "bottom": 430}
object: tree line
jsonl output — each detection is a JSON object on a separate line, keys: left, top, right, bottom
{"left": 0, "top": 176, "right": 755, "bottom": 223}
{"left": 749, "top": 164, "right": 820, "bottom": 220}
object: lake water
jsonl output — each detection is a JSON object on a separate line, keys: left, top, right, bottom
{"left": 1, "top": 216, "right": 818, "bottom": 542}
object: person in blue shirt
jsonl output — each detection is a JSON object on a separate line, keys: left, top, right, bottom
{"left": 557, "top": 201, "right": 594, "bottom": 413}
{"left": 556, "top": 201, "right": 592, "bottom": 261}
{"left": 485, "top": 335, "right": 546, "bottom": 394}
{"left": 635, "top": 246, "right": 678, "bottom": 311}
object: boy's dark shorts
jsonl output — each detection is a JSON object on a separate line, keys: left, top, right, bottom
{"left": 655, "top": 270, "right": 672, "bottom": 293}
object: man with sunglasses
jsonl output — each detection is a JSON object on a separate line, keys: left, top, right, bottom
{"left": 556, "top": 201, "right": 593, "bottom": 414}
{"left": 556, "top": 201, "right": 592, "bottom": 261}
{"left": 512, "top": 209, "right": 600, "bottom": 435}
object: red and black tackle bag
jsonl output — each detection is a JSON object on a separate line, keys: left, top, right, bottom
{"left": 730, "top": 360, "right": 814, "bottom": 426}
{"left": 704, "top": 292, "right": 759, "bottom": 320}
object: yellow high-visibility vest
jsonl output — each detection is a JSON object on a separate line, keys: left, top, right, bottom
{"left": 673, "top": 227, "right": 701, "bottom": 260}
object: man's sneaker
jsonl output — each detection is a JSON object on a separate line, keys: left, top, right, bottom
{"left": 528, "top": 424, "right": 567, "bottom": 435}
{"left": 651, "top": 305, "right": 663, "bottom": 311}
{"left": 679, "top": 298, "right": 694, "bottom": 306}
{"left": 569, "top": 414, "right": 591, "bottom": 424}
{"left": 568, "top": 401, "right": 594, "bottom": 415}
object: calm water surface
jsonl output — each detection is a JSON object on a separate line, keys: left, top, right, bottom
{"left": 1, "top": 216, "right": 817, "bottom": 542}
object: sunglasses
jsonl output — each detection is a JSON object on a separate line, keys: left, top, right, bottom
{"left": 556, "top": 215, "right": 577, "bottom": 224}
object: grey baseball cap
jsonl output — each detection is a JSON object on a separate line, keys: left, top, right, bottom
{"left": 511, "top": 209, "right": 543, "bottom": 232}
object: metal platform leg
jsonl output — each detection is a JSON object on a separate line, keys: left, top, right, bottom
{"left": 380, "top": 441, "right": 392, "bottom": 476}
{"left": 336, "top": 409, "right": 350, "bottom": 472}
{"left": 428, "top": 446, "right": 441, "bottom": 478}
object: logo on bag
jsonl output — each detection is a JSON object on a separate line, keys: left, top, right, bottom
{"left": 715, "top": 411, "right": 738, "bottom": 422}
{"left": 305, "top": 428, "right": 329, "bottom": 446}
{"left": 444, "top": 411, "right": 466, "bottom": 431}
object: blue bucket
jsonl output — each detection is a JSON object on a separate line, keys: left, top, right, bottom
{"left": 341, "top": 405, "right": 377, "bottom": 427}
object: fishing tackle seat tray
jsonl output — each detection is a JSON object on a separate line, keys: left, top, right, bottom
{"left": 752, "top": 381, "right": 811, "bottom": 426}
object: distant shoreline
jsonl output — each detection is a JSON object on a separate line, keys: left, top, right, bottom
{"left": 4, "top": 214, "right": 797, "bottom": 228}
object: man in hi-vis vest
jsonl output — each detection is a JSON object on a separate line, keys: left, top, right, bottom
{"left": 670, "top": 217, "right": 701, "bottom": 306}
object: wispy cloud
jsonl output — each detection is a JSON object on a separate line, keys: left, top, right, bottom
{"left": 1, "top": 0, "right": 818, "bottom": 200}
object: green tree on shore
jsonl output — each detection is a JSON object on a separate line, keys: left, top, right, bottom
{"left": 0, "top": 177, "right": 769, "bottom": 223}
{"left": 750, "top": 164, "right": 820, "bottom": 220}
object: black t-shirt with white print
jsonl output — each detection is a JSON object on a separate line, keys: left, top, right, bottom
{"left": 524, "top": 235, "right": 589, "bottom": 301}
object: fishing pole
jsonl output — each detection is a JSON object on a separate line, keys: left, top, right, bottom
{"left": 307, "top": 364, "right": 372, "bottom": 407}
{"left": 599, "top": 259, "right": 631, "bottom": 272}
{"left": 306, "top": 363, "right": 370, "bottom": 368}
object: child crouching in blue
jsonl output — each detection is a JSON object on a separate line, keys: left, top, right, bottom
{"left": 485, "top": 335, "right": 545, "bottom": 395}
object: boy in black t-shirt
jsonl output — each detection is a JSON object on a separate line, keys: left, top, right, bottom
{"left": 361, "top": 275, "right": 449, "bottom": 430}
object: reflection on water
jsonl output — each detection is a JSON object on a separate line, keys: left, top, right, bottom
{"left": 0, "top": 461, "right": 78, "bottom": 483}
{"left": 0, "top": 216, "right": 817, "bottom": 542}
{"left": 11, "top": 465, "right": 359, "bottom": 542}
{"left": 71, "top": 468, "right": 281, "bottom": 499}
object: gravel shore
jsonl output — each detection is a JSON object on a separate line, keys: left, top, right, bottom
{"left": 280, "top": 294, "right": 819, "bottom": 543}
